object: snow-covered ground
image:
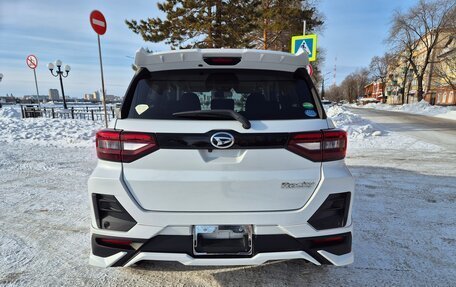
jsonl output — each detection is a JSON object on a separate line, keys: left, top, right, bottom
{"left": 361, "top": 100, "right": 456, "bottom": 121}
{"left": 0, "top": 106, "right": 103, "bottom": 148}
{"left": 327, "top": 105, "right": 442, "bottom": 151}
{"left": 1, "top": 105, "right": 455, "bottom": 286}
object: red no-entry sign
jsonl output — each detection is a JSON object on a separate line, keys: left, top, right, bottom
{"left": 90, "top": 10, "right": 107, "bottom": 35}
{"left": 26, "top": 55, "right": 38, "bottom": 69}
{"left": 306, "top": 63, "right": 313, "bottom": 77}
{"left": 90, "top": 9, "right": 109, "bottom": 127}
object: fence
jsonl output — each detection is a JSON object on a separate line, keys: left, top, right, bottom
{"left": 21, "top": 105, "right": 118, "bottom": 121}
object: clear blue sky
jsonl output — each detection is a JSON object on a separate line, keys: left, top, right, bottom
{"left": 0, "top": 0, "right": 417, "bottom": 98}
{"left": 318, "top": 0, "right": 416, "bottom": 85}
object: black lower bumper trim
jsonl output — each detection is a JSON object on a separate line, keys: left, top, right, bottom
{"left": 92, "top": 232, "right": 351, "bottom": 267}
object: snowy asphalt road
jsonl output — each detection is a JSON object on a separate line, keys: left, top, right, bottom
{"left": 348, "top": 107, "right": 456, "bottom": 151}
{"left": 1, "top": 109, "right": 455, "bottom": 286}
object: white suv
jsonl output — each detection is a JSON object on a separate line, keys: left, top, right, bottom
{"left": 88, "top": 48, "right": 354, "bottom": 267}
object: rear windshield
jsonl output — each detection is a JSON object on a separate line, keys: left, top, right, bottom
{"left": 126, "top": 69, "right": 320, "bottom": 120}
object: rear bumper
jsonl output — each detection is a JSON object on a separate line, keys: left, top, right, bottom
{"left": 88, "top": 160, "right": 355, "bottom": 267}
{"left": 90, "top": 232, "right": 353, "bottom": 267}
{"left": 88, "top": 160, "right": 354, "bottom": 238}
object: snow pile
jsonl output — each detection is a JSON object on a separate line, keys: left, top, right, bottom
{"left": 0, "top": 106, "right": 21, "bottom": 118}
{"left": 327, "top": 105, "right": 383, "bottom": 139}
{"left": 363, "top": 100, "right": 456, "bottom": 120}
{"left": 0, "top": 107, "right": 104, "bottom": 147}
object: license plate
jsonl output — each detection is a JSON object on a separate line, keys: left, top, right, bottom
{"left": 193, "top": 225, "right": 253, "bottom": 255}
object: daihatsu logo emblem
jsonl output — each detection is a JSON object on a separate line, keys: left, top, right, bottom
{"left": 210, "top": 132, "right": 235, "bottom": 149}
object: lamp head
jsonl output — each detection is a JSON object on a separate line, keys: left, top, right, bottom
{"left": 64, "top": 65, "right": 71, "bottom": 73}
{"left": 55, "top": 59, "right": 62, "bottom": 67}
{"left": 47, "top": 62, "right": 55, "bottom": 70}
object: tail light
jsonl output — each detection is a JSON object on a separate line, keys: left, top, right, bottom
{"left": 287, "top": 129, "right": 347, "bottom": 162}
{"left": 96, "top": 129, "right": 158, "bottom": 163}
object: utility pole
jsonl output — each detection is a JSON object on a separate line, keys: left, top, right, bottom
{"left": 321, "top": 72, "right": 331, "bottom": 100}
{"left": 321, "top": 78, "right": 325, "bottom": 99}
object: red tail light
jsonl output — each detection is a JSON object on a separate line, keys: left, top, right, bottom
{"left": 322, "top": 129, "right": 347, "bottom": 161}
{"left": 287, "top": 129, "right": 347, "bottom": 162}
{"left": 96, "top": 129, "right": 158, "bottom": 163}
{"left": 96, "top": 130, "right": 121, "bottom": 162}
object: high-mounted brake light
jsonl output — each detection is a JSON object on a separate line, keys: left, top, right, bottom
{"left": 203, "top": 57, "right": 241, "bottom": 65}
{"left": 96, "top": 129, "right": 158, "bottom": 163}
{"left": 287, "top": 129, "right": 347, "bottom": 162}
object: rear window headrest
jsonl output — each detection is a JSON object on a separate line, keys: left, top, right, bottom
{"left": 211, "top": 99, "right": 234, "bottom": 110}
{"left": 177, "top": 92, "right": 201, "bottom": 111}
{"left": 245, "top": 92, "right": 266, "bottom": 112}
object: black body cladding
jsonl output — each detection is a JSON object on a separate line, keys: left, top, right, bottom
{"left": 92, "top": 194, "right": 137, "bottom": 231}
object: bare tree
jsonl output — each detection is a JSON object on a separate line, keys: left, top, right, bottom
{"left": 400, "top": 58, "right": 412, "bottom": 104}
{"left": 325, "top": 69, "right": 370, "bottom": 103}
{"left": 388, "top": 0, "right": 455, "bottom": 101}
{"left": 369, "top": 53, "right": 393, "bottom": 103}
{"left": 433, "top": 40, "right": 456, "bottom": 89}
{"left": 324, "top": 85, "right": 344, "bottom": 102}
{"left": 339, "top": 69, "right": 369, "bottom": 103}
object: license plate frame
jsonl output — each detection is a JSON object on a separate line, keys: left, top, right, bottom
{"left": 193, "top": 225, "right": 253, "bottom": 256}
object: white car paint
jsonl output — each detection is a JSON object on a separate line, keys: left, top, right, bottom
{"left": 88, "top": 48, "right": 354, "bottom": 267}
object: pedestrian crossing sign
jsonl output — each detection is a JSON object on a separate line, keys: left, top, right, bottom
{"left": 291, "top": 34, "right": 317, "bottom": 62}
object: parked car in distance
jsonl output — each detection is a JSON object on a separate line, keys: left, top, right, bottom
{"left": 321, "top": 99, "right": 335, "bottom": 108}
{"left": 88, "top": 48, "right": 354, "bottom": 268}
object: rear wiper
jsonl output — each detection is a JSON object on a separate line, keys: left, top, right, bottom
{"left": 173, "top": 109, "right": 251, "bottom": 129}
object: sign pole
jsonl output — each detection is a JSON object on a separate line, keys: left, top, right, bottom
{"left": 33, "top": 69, "right": 40, "bottom": 105}
{"left": 97, "top": 34, "right": 108, "bottom": 128}
{"left": 90, "top": 10, "right": 108, "bottom": 128}
{"left": 303, "top": 20, "right": 306, "bottom": 35}
{"left": 26, "top": 55, "right": 40, "bottom": 106}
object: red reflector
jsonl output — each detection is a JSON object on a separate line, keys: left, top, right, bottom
{"left": 311, "top": 236, "right": 345, "bottom": 245}
{"left": 96, "top": 129, "right": 159, "bottom": 163}
{"left": 203, "top": 57, "right": 241, "bottom": 65}
{"left": 287, "top": 129, "right": 347, "bottom": 162}
{"left": 97, "top": 238, "right": 133, "bottom": 247}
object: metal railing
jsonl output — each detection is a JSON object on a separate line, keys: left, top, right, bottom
{"left": 21, "top": 105, "right": 118, "bottom": 121}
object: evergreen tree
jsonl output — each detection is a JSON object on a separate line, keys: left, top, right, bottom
{"left": 257, "top": 0, "right": 324, "bottom": 52}
{"left": 125, "top": 0, "right": 260, "bottom": 49}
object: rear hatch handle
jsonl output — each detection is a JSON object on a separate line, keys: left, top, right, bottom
{"left": 173, "top": 110, "right": 251, "bottom": 129}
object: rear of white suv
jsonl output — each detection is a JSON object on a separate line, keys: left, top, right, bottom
{"left": 88, "top": 48, "right": 354, "bottom": 267}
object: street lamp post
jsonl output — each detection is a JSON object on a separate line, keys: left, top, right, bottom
{"left": 47, "top": 60, "right": 71, "bottom": 109}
